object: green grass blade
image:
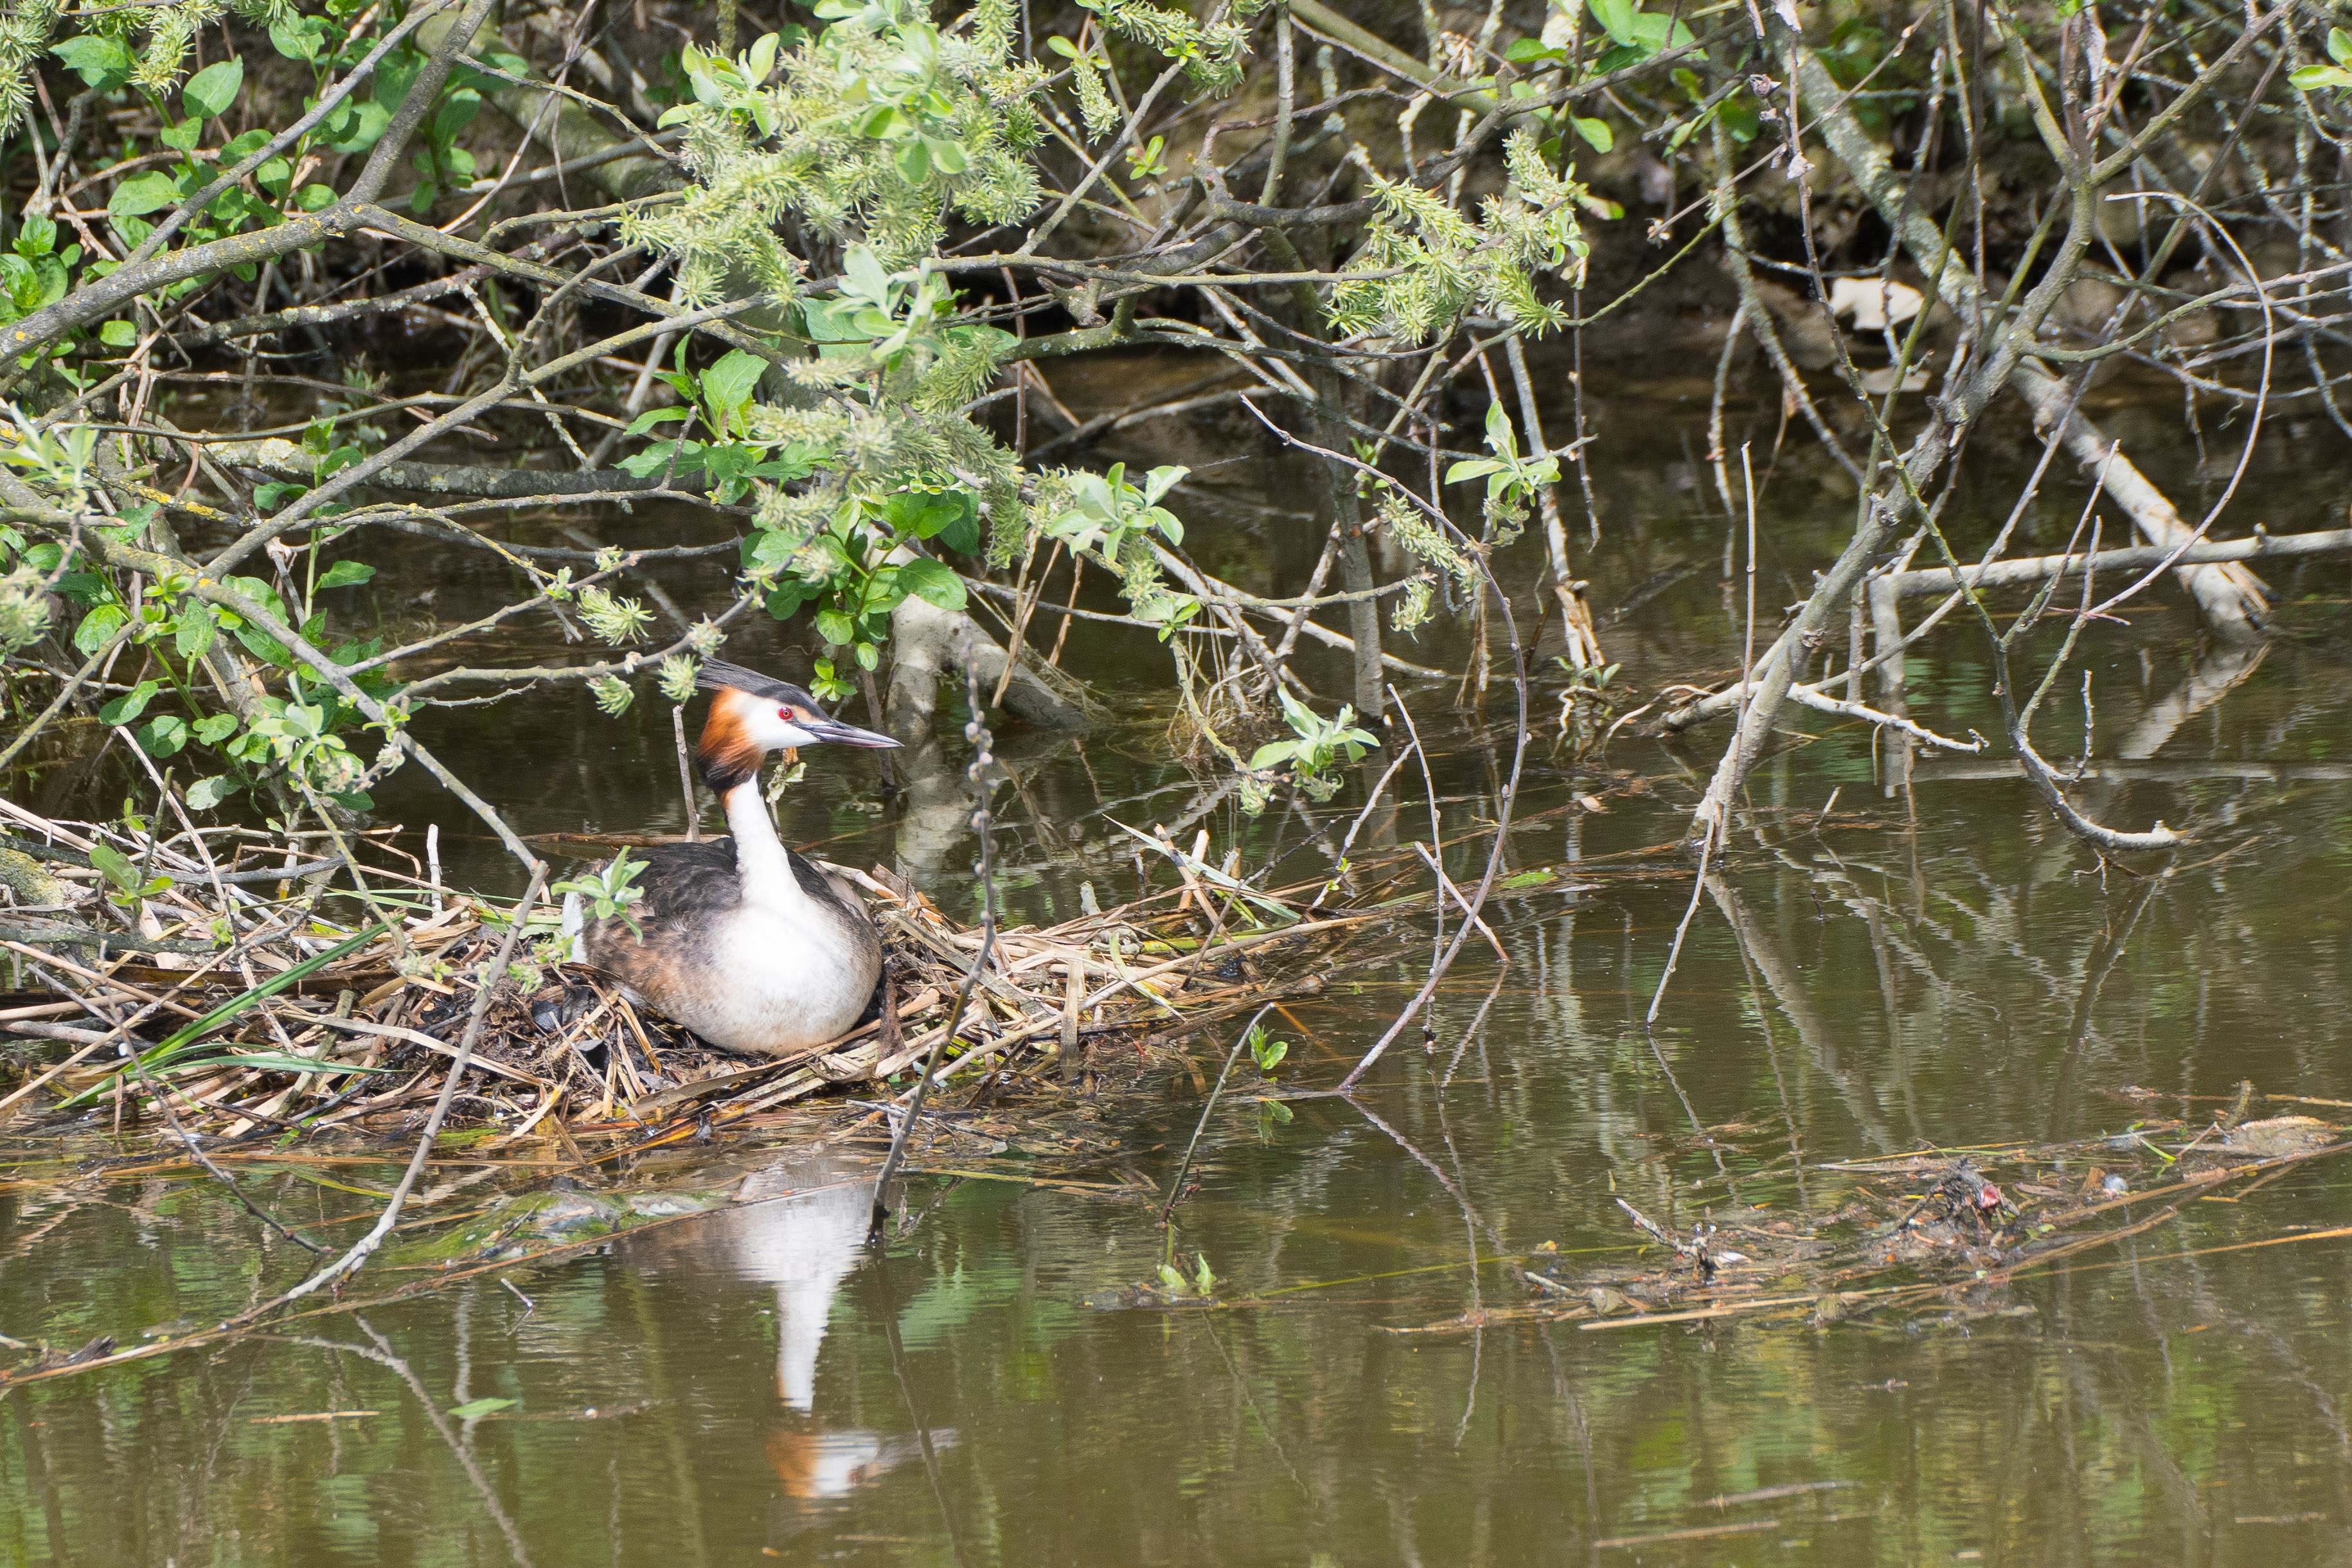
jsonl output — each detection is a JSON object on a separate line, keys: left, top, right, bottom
{"left": 55, "top": 922, "right": 389, "bottom": 1110}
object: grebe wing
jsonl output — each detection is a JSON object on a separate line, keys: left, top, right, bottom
{"left": 576, "top": 841, "right": 742, "bottom": 990}
{"left": 785, "top": 847, "right": 874, "bottom": 929}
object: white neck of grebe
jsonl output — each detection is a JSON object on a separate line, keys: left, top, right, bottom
{"left": 721, "top": 775, "right": 801, "bottom": 906}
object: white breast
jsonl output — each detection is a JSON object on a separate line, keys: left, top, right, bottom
{"left": 652, "top": 882, "right": 873, "bottom": 1055}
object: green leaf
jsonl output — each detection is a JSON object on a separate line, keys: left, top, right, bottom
{"left": 171, "top": 609, "right": 215, "bottom": 661}
{"left": 697, "top": 349, "right": 767, "bottom": 422}
{"left": 430, "top": 90, "right": 481, "bottom": 147}
{"left": 99, "top": 319, "right": 137, "bottom": 348}
{"left": 747, "top": 30, "right": 781, "bottom": 79}
{"left": 934, "top": 504, "right": 982, "bottom": 555}
{"left": 616, "top": 441, "right": 692, "bottom": 479}
{"left": 183, "top": 58, "right": 244, "bottom": 121}
{"left": 88, "top": 841, "right": 142, "bottom": 893}
{"left": 1587, "top": 0, "right": 1641, "bottom": 46}
{"left": 108, "top": 172, "right": 185, "bottom": 219}
{"left": 13, "top": 212, "right": 56, "bottom": 258}
{"left": 814, "top": 609, "right": 855, "bottom": 646}
{"left": 161, "top": 1051, "right": 394, "bottom": 1076}
{"left": 316, "top": 560, "right": 375, "bottom": 591}
{"left": 324, "top": 100, "right": 389, "bottom": 154}
{"left": 2291, "top": 62, "right": 2352, "bottom": 90}
{"left": 270, "top": 13, "right": 326, "bottom": 58}
{"left": 1504, "top": 39, "right": 1566, "bottom": 63}
{"left": 190, "top": 713, "right": 240, "bottom": 745}
{"left": 843, "top": 245, "right": 893, "bottom": 307}
{"left": 184, "top": 774, "right": 237, "bottom": 808}
{"left": 894, "top": 557, "right": 966, "bottom": 610}
{"left": 2332, "top": 26, "right": 2352, "bottom": 67}
{"left": 878, "top": 488, "right": 970, "bottom": 541}
{"left": 1483, "top": 399, "right": 1519, "bottom": 458}
{"left": 1571, "top": 116, "right": 1613, "bottom": 153}
{"left": 138, "top": 714, "right": 188, "bottom": 758}
{"left": 73, "top": 603, "right": 127, "bottom": 655}
{"left": 99, "top": 679, "right": 161, "bottom": 726}
{"left": 625, "top": 405, "right": 691, "bottom": 436}
{"left": 50, "top": 33, "right": 132, "bottom": 84}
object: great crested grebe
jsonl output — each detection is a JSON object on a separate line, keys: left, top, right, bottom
{"left": 569, "top": 659, "right": 900, "bottom": 1056}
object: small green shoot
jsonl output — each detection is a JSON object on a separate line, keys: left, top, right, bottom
{"left": 1244, "top": 688, "right": 1380, "bottom": 808}
{"left": 1246, "top": 1020, "right": 1288, "bottom": 1076}
{"left": 87, "top": 839, "right": 169, "bottom": 908}
{"left": 2291, "top": 28, "right": 2352, "bottom": 91}
{"left": 554, "top": 848, "right": 649, "bottom": 941}
{"left": 1125, "top": 133, "right": 1168, "bottom": 181}
{"left": 1156, "top": 1253, "right": 1217, "bottom": 1299}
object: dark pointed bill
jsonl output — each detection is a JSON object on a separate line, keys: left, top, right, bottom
{"left": 805, "top": 715, "right": 902, "bottom": 749}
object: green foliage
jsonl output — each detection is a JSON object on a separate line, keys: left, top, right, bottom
{"left": 590, "top": 674, "right": 635, "bottom": 717}
{"left": 4, "top": 411, "right": 396, "bottom": 813}
{"left": 1244, "top": 688, "right": 1378, "bottom": 808}
{"left": 618, "top": 343, "right": 825, "bottom": 503}
{"left": 251, "top": 378, "right": 386, "bottom": 517}
{"left": 658, "top": 654, "right": 702, "bottom": 704}
{"left": 555, "top": 848, "right": 649, "bottom": 941}
{"left": 0, "top": 559, "right": 50, "bottom": 652}
{"left": 1079, "top": 0, "right": 1247, "bottom": 89}
{"left": 1047, "top": 33, "right": 1119, "bottom": 139}
{"left": 2292, "top": 28, "right": 2352, "bottom": 92}
{"left": 1373, "top": 487, "right": 1476, "bottom": 639}
{"left": 1815, "top": 16, "right": 1920, "bottom": 127}
{"left": 1155, "top": 1252, "right": 1218, "bottom": 1299}
{"left": 0, "top": 213, "right": 81, "bottom": 339}
{"left": 1246, "top": 1020, "right": 1288, "bottom": 1075}
{"left": 1035, "top": 462, "right": 1196, "bottom": 636}
{"left": 6, "top": 0, "right": 519, "bottom": 366}
{"left": 89, "top": 838, "right": 171, "bottom": 907}
{"left": 1445, "top": 399, "right": 1565, "bottom": 546}
{"left": 756, "top": 488, "right": 974, "bottom": 698}
{"left": 1331, "top": 131, "right": 1617, "bottom": 343}
{"left": 1586, "top": 0, "right": 1692, "bottom": 71}
{"left": 1125, "top": 132, "right": 1168, "bottom": 182}
{"left": 627, "top": 0, "right": 1047, "bottom": 295}
{"left": 576, "top": 585, "right": 655, "bottom": 646}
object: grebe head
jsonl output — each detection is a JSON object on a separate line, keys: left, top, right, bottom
{"left": 695, "top": 659, "right": 900, "bottom": 791}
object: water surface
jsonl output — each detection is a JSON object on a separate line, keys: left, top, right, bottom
{"left": 5, "top": 374, "right": 2352, "bottom": 1565}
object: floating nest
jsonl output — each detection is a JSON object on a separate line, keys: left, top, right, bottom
{"left": 0, "top": 808, "right": 1375, "bottom": 1147}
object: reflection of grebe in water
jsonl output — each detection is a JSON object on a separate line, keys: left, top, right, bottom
{"left": 633, "top": 1157, "right": 953, "bottom": 1507}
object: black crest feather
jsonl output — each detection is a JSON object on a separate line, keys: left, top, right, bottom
{"left": 696, "top": 659, "right": 806, "bottom": 706}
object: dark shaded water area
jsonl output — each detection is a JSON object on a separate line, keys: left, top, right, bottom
{"left": 8, "top": 362, "right": 2352, "bottom": 1564}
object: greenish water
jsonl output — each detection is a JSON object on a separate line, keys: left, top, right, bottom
{"left": 6, "top": 375, "right": 2352, "bottom": 1565}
